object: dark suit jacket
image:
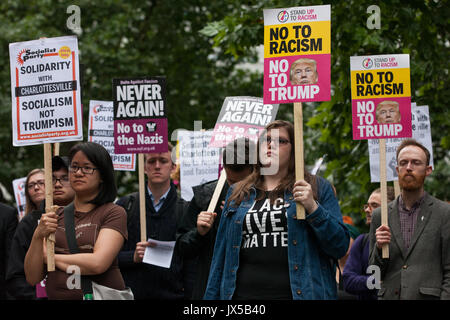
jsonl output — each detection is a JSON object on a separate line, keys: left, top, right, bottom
{"left": 369, "top": 193, "right": 450, "bottom": 300}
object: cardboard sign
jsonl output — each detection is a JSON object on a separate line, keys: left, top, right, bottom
{"left": 113, "top": 77, "right": 167, "bottom": 154}
{"left": 178, "top": 130, "right": 221, "bottom": 201}
{"left": 88, "top": 100, "right": 136, "bottom": 171}
{"left": 209, "top": 96, "right": 279, "bottom": 148}
{"left": 369, "top": 104, "right": 434, "bottom": 182}
{"left": 9, "top": 36, "right": 83, "bottom": 146}
{"left": 350, "top": 54, "right": 412, "bottom": 140}
{"left": 263, "top": 5, "right": 331, "bottom": 104}
{"left": 12, "top": 177, "right": 27, "bottom": 220}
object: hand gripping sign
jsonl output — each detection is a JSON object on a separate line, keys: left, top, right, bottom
{"left": 9, "top": 36, "right": 83, "bottom": 271}
{"left": 264, "top": 5, "right": 331, "bottom": 219}
{"left": 351, "top": 54, "right": 412, "bottom": 258}
{"left": 113, "top": 77, "right": 167, "bottom": 242}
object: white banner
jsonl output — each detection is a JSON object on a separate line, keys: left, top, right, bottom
{"left": 12, "top": 177, "right": 27, "bottom": 220}
{"left": 88, "top": 100, "right": 136, "bottom": 171}
{"left": 9, "top": 36, "right": 83, "bottom": 146}
{"left": 179, "top": 130, "right": 221, "bottom": 201}
{"left": 369, "top": 104, "right": 434, "bottom": 182}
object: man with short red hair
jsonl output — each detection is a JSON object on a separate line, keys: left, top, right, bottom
{"left": 369, "top": 139, "right": 450, "bottom": 300}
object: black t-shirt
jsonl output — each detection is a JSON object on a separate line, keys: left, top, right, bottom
{"left": 233, "top": 191, "right": 292, "bottom": 300}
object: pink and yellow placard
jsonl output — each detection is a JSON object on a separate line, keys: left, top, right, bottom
{"left": 350, "top": 54, "right": 412, "bottom": 140}
{"left": 263, "top": 5, "right": 331, "bottom": 104}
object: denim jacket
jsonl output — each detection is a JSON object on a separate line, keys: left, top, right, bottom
{"left": 204, "top": 176, "right": 349, "bottom": 300}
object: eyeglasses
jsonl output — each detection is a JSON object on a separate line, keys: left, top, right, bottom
{"left": 27, "top": 180, "right": 45, "bottom": 190}
{"left": 264, "top": 136, "right": 291, "bottom": 145}
{"left": 363, "top": 203, "right": 380, "bottom": 211}
{"left": 69, "top": 165, "right": 98, "bottom": 175}
{"left": 52, "top": 176, "right": 70, "bottom": 186}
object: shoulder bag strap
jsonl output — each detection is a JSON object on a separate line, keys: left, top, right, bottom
{"left": 63, "top": 203, "right": 93, "bottom": 297}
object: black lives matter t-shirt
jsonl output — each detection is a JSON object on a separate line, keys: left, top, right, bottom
{"left": 233, "top": 191, "right": 292, "bottom": 300}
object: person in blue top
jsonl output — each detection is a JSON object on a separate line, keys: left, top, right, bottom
{"left": 203, "top": 120, "right": 349, "bottom": 300}
{"left": 342, "top": 187, "right": 395, "bottom": 300}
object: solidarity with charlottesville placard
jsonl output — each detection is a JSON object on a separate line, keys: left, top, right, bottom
{"left": 9, "top": 35, "right": 84, "bottom": 271}
{"left": 9, "top": 36, "right": 83, "bottom": 146}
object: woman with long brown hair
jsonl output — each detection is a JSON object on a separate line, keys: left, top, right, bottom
{"left": 204, "top": 120, "right": 349, "bottom": 300}
{"left": 24, "top": 168, "right": 45, "bottom": 216}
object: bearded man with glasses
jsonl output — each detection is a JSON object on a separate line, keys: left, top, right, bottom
{"left": 369, "top": 139, "right": 450, "bottom": 300}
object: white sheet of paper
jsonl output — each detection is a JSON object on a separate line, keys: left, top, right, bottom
{"left": 142, "top": 238, "right": 176, "bottom": 268}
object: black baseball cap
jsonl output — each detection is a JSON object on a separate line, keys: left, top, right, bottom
{"left": 52, "top": 155, "right": 70, "bottom": 171}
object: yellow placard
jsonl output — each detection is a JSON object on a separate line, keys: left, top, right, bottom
{"left": 264, "top": 20, "right": 330, "bottom": 58}
{"left": 350, "top": 68, "right": 411, "bottom": 100}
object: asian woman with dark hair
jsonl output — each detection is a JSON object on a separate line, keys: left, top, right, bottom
{"left": 24, "top": 142, "right": 127, "bottom": 299}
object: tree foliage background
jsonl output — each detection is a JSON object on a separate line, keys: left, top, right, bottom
{"left": 0, "top": 0, "right": 448, "bottom": 232}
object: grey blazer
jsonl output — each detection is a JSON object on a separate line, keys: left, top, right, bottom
{"left": 369, "top": 193, "right": 450, "bottom": 300}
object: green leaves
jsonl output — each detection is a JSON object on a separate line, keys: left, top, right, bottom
{"left": 0, "top": 1, "right": 448, "bottom": 228}
{"left": 197, "top": 0, "right": 450, "bottom": 230}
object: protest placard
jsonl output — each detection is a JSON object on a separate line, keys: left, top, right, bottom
{"left": 351, "top": 54, "right": 412, "bottom": 140}
{"left": 178, "top": 130, "right": 220, "bottom": 201}
{"left": 88, "top": 100, "right": 136, "bottom": 171}
{"left": 113, "top": 77, "right": 167, "bottom": 154}
{"left": 263, "top": 5, "right": 331, "bottom": 104}
{"left": 369, "top": 104, "right": 433, "bottom": 182}
{"left": 351, "top": 54, "right": 411, "bottom": 258}
{"left": 113, "top": 77, "right": 167, "bottom": 242}
{"left": 12, "top": 177, "right": 27, "bottom": 220}
{"left": 10, "top": 36, "right": 83, "bottom": 270}
{"left": 9, "top": 36, "right": 83, "bottom": 146}
{"left": 208, "top": 96, "right": 278, "bottom": 211}
{"left": 209, "top": 96, "right": 279, "bottom": 148}
{"left": 264, "top": 5, "right": 331, "bottom": 219}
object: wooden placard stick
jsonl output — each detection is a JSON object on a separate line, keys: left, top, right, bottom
{"left": 393, "top": 180, "right": 401, "bottom": 198}
{"left": 294, "top": 102, "right": 306, "bottom": 220}
{"left": 53, "top": 142, "right": 60, "bottom": 156}
{"left": 138, "top": 154, "right": 147, "bottom": 242}
{"left": 44, "top": 143, "right": 56, "bottom": 271}
{"left": 207, "top": 168, "right": 227, "bottom": 213}
{"left": 379, "top": 139, "right": 389, "bottom": 258}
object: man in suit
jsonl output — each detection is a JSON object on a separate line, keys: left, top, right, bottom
{"left": 369, "top": 139, "right": 450, "bottom": 300}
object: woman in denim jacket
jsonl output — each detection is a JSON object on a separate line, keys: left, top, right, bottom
{"left": 204, "top": 120, "right": 349, "bottom": 300}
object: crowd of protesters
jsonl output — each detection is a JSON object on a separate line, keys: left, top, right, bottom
{"left": 0, "top": 120, "right": 449, "bottom": 300}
